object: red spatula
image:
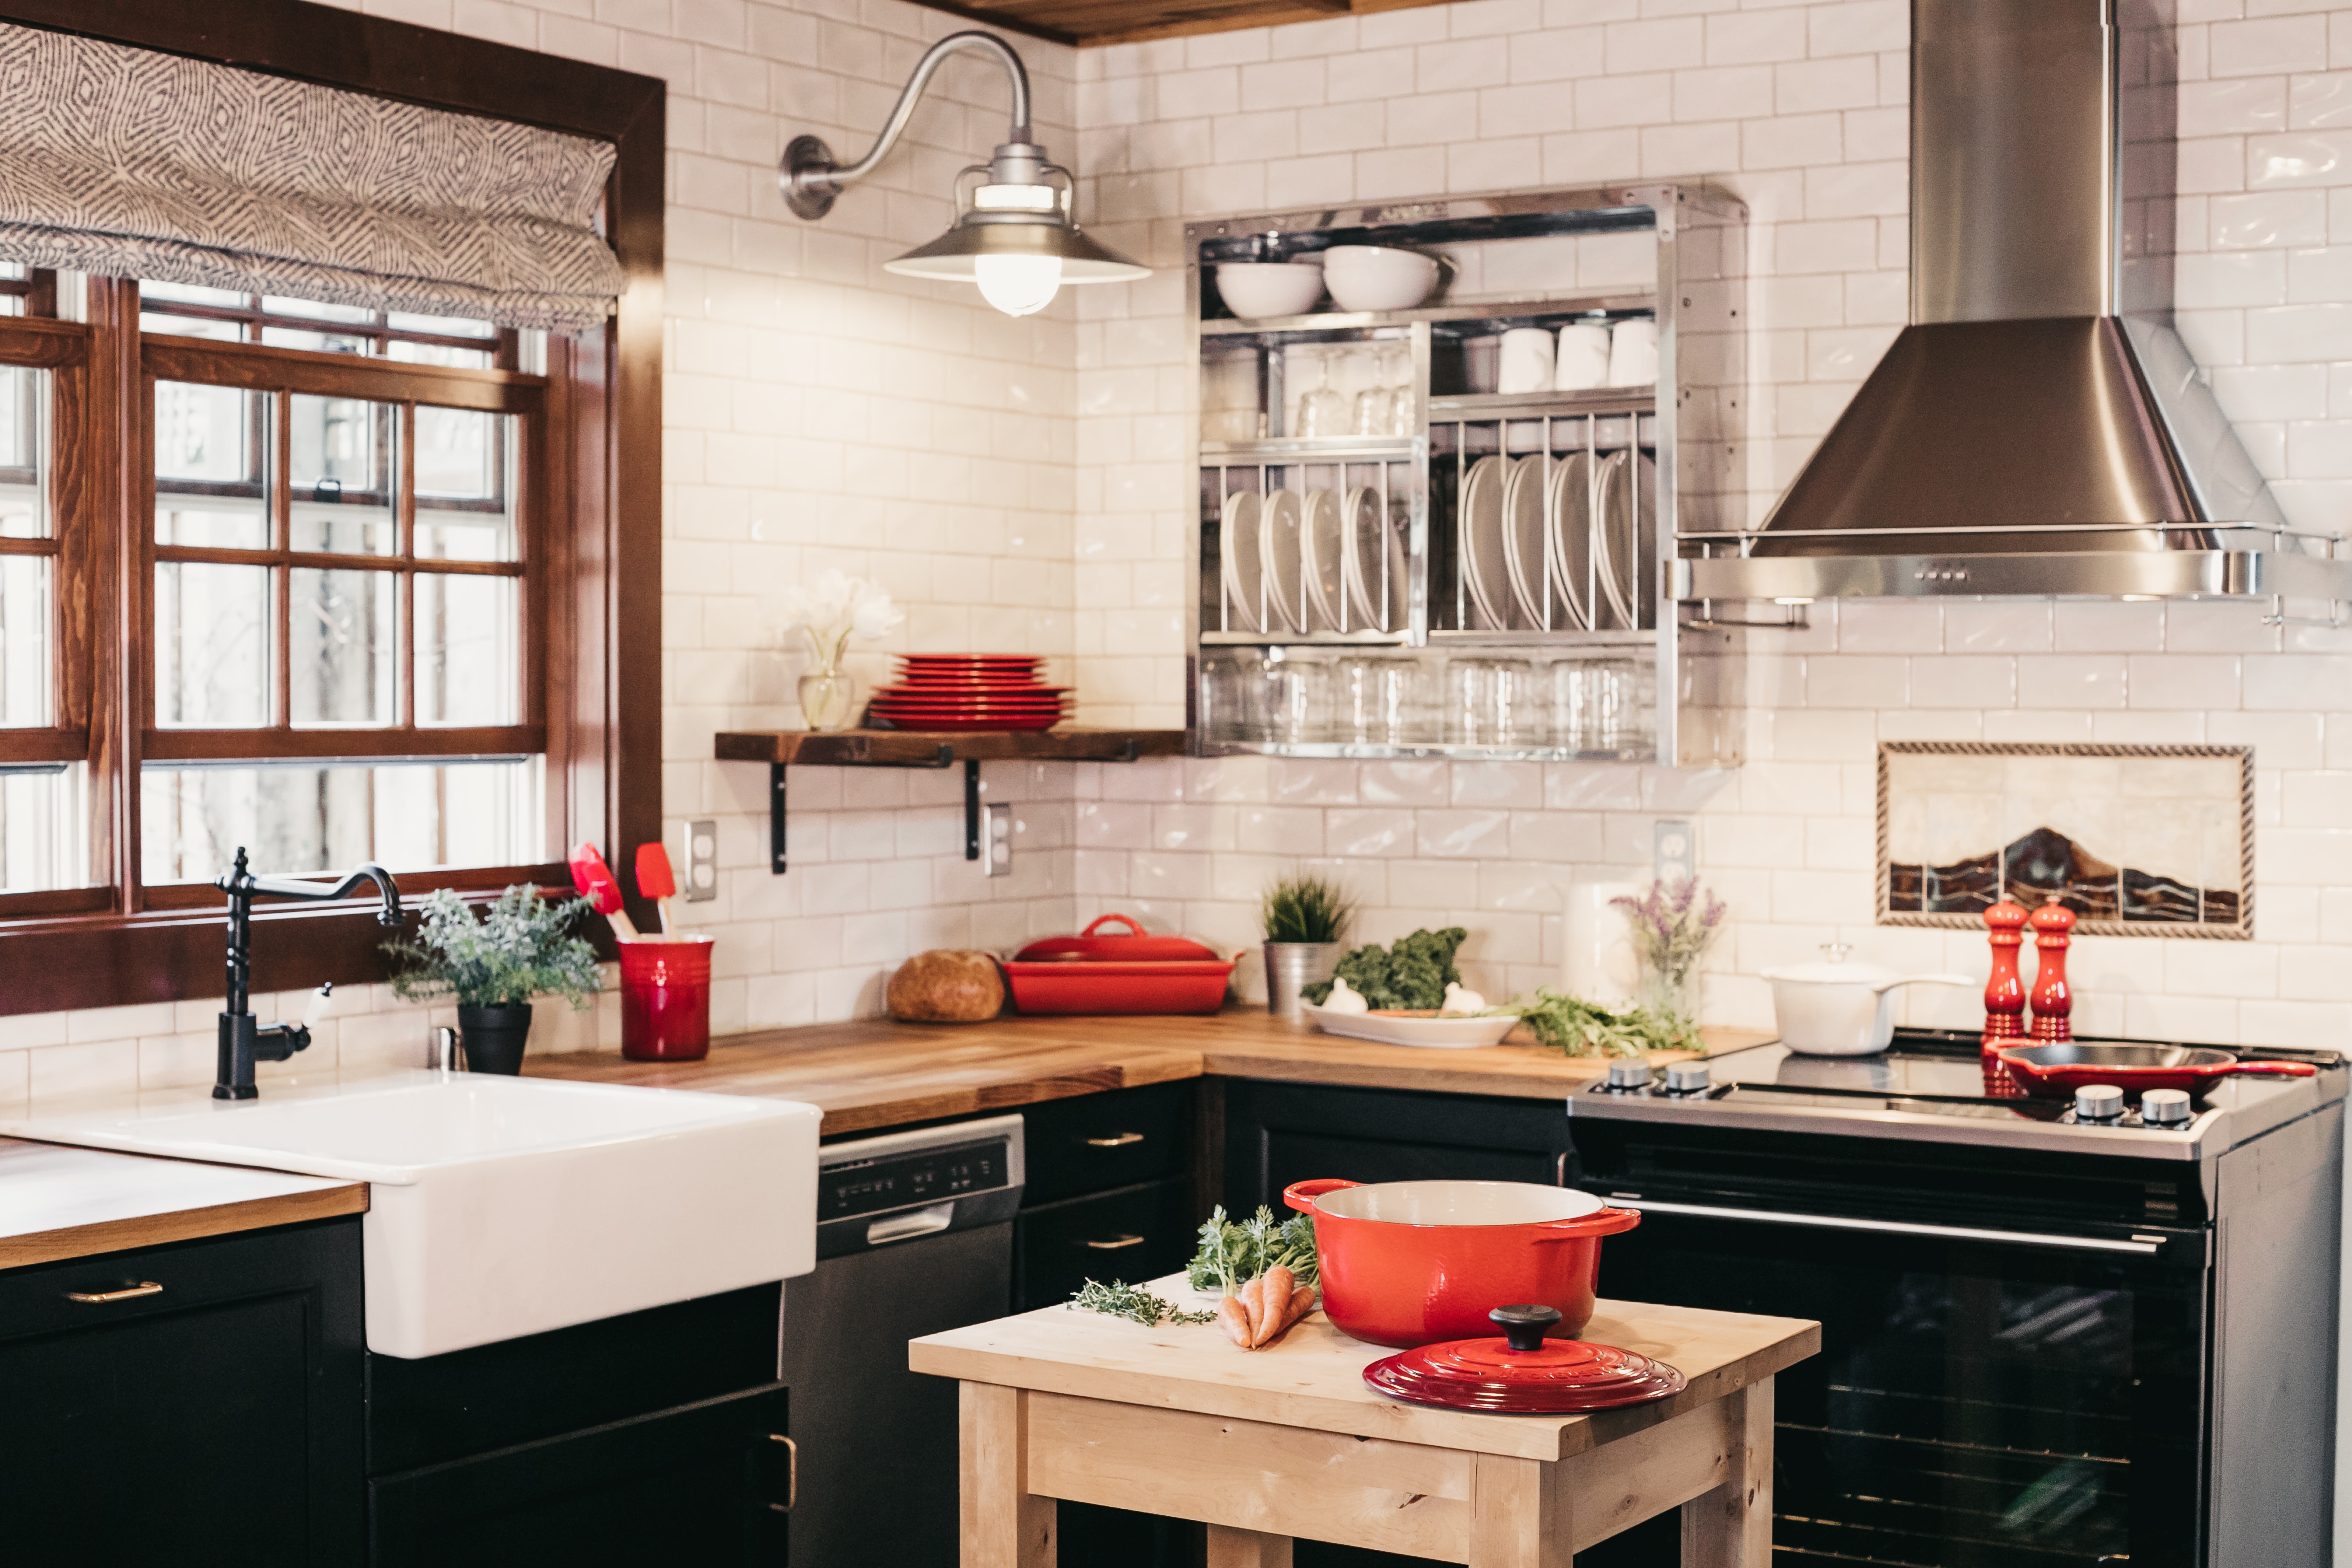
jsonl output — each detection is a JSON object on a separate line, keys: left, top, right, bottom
{"left": 635, "top": 842, "right": 678, "bottom": 938}
{"left": 568, "top": 842, "right": 639, "bottom": 940}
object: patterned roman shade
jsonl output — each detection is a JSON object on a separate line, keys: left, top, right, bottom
{"left": 0, "top": 21, "right": 624, "bottom": 330}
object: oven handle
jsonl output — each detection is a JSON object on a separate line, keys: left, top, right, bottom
{"left": 1610, "top": 1197, "right": 2164, "bottom": 1255}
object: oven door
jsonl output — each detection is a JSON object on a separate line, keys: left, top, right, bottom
{"left": 1600, "top": 1198, "right": 2207, "bottom": 1568}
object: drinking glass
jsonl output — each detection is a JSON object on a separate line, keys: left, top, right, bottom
{"left": 1381, "top": 343, "right": 1417, "bottom": 437}
{"left": 1557, "top": 658, "right": 1645, "bottom": 753}
{"left": 1292, "top": 353, "right": 1344, "bottom": 439}
{"left": 1198, "top": 649, "right": 1263, "bottom": 741}
{"left": 1255, "top": 651, "right": 1333, "bottom": 743}
{"left": 1336, "top": 656, "right": 1435, "bottom": 746}
{"left": 1444, "top": 657, "right": 1541, "bottom": 748}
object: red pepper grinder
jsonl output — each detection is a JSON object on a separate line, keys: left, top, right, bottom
{"left": 2028, "top": 895, "right": 2076, "bottom": 1043}
{"left": 1981, "top": 899, "right": 2029, "bottom": 1047}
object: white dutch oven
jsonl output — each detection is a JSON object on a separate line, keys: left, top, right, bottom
{"left": 1761, "top": 945, "right": 1975, "bottom": 1057}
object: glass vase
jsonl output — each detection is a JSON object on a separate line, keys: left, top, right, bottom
{"left": 798, "top": 665, "right": 859, "bottom": 733}
{"left": 1639, "top": 965, "right": 1700, "bottom": 1023}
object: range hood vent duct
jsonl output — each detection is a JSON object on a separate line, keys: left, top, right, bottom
{"left": 1675, "top": 0, "right": 2352, "bottom": 608}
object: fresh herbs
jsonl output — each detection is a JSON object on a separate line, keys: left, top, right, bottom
{"left": 1067, "top": 1279, "right": 1215, "bottom": 1328}
{"left": 383, "top": 885, "right": 602, "bottom": 1010}
{"left": 1510, "top": 987, "right": 1704, "bottom": 1058}
{"left": 1260, "top": 872, "right": 1355, "bottom": 945}
{"left": 1186, "top": 1204, "right": 1318, "bottom": 1292}
{"left": 1302, "top": 926, "right": 1468, "bottom": 1009}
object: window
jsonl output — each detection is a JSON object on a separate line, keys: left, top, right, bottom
{"left": 0, "top": 10, "right": 661, "bottom": 1022}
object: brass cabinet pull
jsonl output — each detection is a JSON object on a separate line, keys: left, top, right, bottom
{"left": 1083, "top": 1132, "right": 1144, "bottom": 1148}
{"left": 1080, "top": 1233, "right": 1146, "bottom": 1251}
{"left": 766, "top": 1433, "right": 796, "bottom": 1513}
{"left": 67, "top": 1281, "right": 163, "bottom": 1304}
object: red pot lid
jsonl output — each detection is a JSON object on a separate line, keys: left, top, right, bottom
{"left": 1013, "top": 913, "right": 1221, "bottom": 963}
{"left": 1362, "top": 1306, "right": 1687, "bottom": 1414}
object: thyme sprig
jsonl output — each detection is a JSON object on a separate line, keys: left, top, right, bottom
{"left": 1067, "top": 1278, "right": 1216, "bottom": 1328}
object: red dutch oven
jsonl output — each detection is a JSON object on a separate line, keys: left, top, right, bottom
{"left": 1283, "top": 1178, "right": 1641, "bottom": 1349}
{"left": 1001, "top": 914, "right": 1235, "bottom": 1015}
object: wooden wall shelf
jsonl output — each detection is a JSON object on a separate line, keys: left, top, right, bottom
{"left": 715, "top": 728, "right": 1187, "bottom": 873}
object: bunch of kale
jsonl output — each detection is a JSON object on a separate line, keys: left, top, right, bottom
{"left": 1302, "top": 926, "right": 1468, "bottom": 1010}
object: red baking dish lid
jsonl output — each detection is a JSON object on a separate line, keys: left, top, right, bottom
{"left": 1013, "top": 914, "right": 1222, "bottom": 963}
{"left": 1364, "top": 1336, "right": 1687, "bottom": 1414}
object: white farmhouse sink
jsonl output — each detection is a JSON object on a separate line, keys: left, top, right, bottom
{"left": 0, "top": 1071, "right": 819, "bottom": 1359}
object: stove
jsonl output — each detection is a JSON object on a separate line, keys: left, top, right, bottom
{"left": 1570, "top": 1026, "right": 2341, "bottom": 1159}
{"left": 1562, "top": 1027, "right": 2345, "bottom": 1568}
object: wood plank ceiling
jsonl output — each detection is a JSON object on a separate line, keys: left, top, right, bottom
{"left": 922, "top": 0, "right": 1457, "bottom": 48}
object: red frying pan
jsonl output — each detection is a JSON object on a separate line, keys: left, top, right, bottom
{"left": 1997, "top": 1043, "right": 2317, "bottom": 1100}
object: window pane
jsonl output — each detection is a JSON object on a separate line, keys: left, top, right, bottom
{"left": 0, "top": 556, "right": 49, "bottom": 726}
{"left": 288, "top": 394, "right": 394, "bottom": 554}
{"left": 386, "top": 340, "right": 493, "bottom": 370}
{"left": 387, "top": 311, "right": 496, "bottom": 338}
{"left": 0, "top": 762, "right": 87, "bottom": 891}
{"left": 140, "top": 757, "right": 541, "bottom": 882}
{"left": 155, "top": 380, "right": 261, "bottom": 487}
{"left": 263, "top": 326, "right": 371, "bottom": 355}
{"left": 0, "top": 365, "right": 48, "bottom": 539}
{"left": 154, "top": 562, "right": 270, "bottom": 727}
{"left": 141, "top": 313, "right": 244, "bottom": 342}
{"left": 415, "top": 573, "right": 517, "bottom": 726}
{"left": 156, "top": 502, "right": 269, "bottom": 548}
{"left": 417, "top": 408, "right": 515, "bottom": 562}
{"left": 290, "top": 568, "right": 394, "bottom": 727}
{"left": 143, "top": 281, "right": 246, "bottom": 309}
{"left": 262, "top": 295, "right": 373, "bottom": 322}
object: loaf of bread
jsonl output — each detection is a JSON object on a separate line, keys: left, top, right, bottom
{"left": 887, "top": 950, "right": 1007, "bottom": 1023}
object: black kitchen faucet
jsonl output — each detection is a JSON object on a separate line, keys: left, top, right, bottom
{"left": 215, "top": 846, "right": 405, "bottom": 1100}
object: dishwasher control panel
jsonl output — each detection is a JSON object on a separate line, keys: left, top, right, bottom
{"left": 814, "top": 1113, "right": 1027, "bottom": 1256}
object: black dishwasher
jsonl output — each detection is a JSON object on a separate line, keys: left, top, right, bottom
{"left": 778, "top": 1114, "right": 1024, "bottom": 1568}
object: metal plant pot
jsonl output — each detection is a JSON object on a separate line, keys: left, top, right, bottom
{"left": 1263, "top": 941, "right": 1343, "bottom": 1021}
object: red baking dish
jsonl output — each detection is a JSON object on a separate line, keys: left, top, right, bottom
{"left": 1001, "top": 914, "right": 1235, "bottom": 1014}
{"left": 1995, "top": 1042, "right": 2317, "bottom": 1100}
{"left": 1285, "top": 1178, "right": 1641, "bottom": 1349}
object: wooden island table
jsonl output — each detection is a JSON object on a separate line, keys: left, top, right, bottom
{"left": 911, "top": 1278, "right": 1817, "bottom": 1568}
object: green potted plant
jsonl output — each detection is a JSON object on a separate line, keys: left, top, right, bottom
{"left": 1260, "top": 871, "right": 1355, "bottom": 1021}
{"left": 384, "top": 885, "right": 603, "bottom": 1073}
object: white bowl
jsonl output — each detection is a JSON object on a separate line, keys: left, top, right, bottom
{"left": 1215, "top": 261, "right": 1326, "bottom": 320}
{"left": 1321, "top": 245, "right": 1441, "bottom": 312}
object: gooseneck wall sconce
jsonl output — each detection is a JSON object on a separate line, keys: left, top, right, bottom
{"left": 779, "top": 31, "right": 1148, "bottom": 316}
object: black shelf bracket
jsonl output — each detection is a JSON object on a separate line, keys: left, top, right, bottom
{"left": 767, "top": 746, "right": 969, "bottom": 875}
{"left": 964, "top": 758, "right": 982, "bottom": 861}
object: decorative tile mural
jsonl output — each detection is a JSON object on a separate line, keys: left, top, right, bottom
{"left": 1877, "top": 743, "right": 2253, "bottom": 938}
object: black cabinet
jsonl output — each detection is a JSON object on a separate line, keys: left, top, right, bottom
{"left": 0, "top": 1217, "right": 365, "bottom": 1566}
{"left": 366, "top": 1284, "right": 789, "bottom": 1567}
{"left": 1013, "top": 1081, "right": 1199, "bottom": 1311}
{"left": 1222, "top": 1079, "right": 1575, "bottom": 1210}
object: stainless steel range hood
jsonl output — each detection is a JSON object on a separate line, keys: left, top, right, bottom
{"left": 1674, "top": 0, "right": 2352, "bottom": 607}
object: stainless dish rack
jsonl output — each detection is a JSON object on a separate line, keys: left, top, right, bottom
{"left": 1185, "top": 182, "right": 1750, "bottom": 767}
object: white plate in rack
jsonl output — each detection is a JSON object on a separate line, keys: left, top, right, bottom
{"left": 1459, "top": 455, "right": 1511, "bottom": 631}
{"left": 1257, "top": 488, "right": 1305, "bottom": 634}
{"left": 1501, "top": 455, "right": 1552, "bottom": 629}
{"left": 1219, "top": 490, "right": 1263, "bottom": 633}
{"left": 1301, "top": 487, "right": 1346, "bottom": 631}
{"left": 1546, "top": 452, "right": 1594, "bottom": 631}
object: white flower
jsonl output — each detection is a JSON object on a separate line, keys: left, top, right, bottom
{"left": 780, "top": 569, "right": 900, "bottom": 666}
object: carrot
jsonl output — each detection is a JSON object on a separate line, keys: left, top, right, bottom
{"left": 1238, "top": 1276, "right": 1267, "bottom": 1346}
{"left": 1252, "top": 1265, "right": 1296, "bottom": 1347}
{"left": 1216, "top": 1294, "right": 1253, "bottom": 1347}
{"left": 1288, "top": 1285, "right": 1316, "bottom": 1323}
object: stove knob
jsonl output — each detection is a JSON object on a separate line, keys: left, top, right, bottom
{"left": 2140, "top": 1088, "right": 2193, "bottom": 1127}
{"left": 2074, "top": 1084, "right": 2125, "bottom": 1121}
{"left": 1606, "top": 1059, "right": 1654, "bottom": 1092}
{"left": 1664, "top": 1062, "right": 1712, "bottom": 1095}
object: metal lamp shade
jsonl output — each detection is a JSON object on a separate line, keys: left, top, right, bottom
{"left": 882, "top": 218, "right": 1149, "bottom": 284}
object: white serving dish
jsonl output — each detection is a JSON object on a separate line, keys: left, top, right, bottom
{"left": 1305, "top": 1005, "right": 1519, "bottom": 1049}
{"left": 1, "top": 1071, "right": 820, "bottom": 1358}
{"left": 1760, "top": 945, "right": 1976, "bottom": 1056}
{"left": 1215, "top": 261, "right": 1325, "bottom": 320}
{"left": 1320, "top": 245, "right": 1441, "bottom": 312}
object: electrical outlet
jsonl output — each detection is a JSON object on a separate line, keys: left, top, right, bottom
{"left": 982, "top": 802, "right": 1014, "bottom": 878}
{"left": 1653, "top": 819, "right": 1695, "bottom": 885}
{"left": 682, "top": 818, "right": 719, "bottom": 902}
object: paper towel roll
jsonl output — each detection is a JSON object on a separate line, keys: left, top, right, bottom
{"left": 1561, "top": 882, "right": 1643, "bottom": 1010}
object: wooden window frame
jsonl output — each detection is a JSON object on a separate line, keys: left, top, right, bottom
{"left": 0, "top": 1, "right": 662, "bottom": 1016}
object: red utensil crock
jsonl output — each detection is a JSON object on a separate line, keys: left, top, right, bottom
{"left": 1283, "top": 1178, "right": 1641, "bottom": 1349}
{"left": 619, "top": 934, "right": 714, "bottom": 1061}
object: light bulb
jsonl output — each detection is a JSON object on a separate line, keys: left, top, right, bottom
{"left": 974, "top": 253, "right": 1061, "bottom": 317}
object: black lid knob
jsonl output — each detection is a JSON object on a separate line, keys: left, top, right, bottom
{"left": 1489, "top": 1303, "right": 1562, "bottom": 1352}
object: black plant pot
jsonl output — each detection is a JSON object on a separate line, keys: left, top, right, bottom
{"left": 456, "top": 1002, "right": 533, "bottom": 1075}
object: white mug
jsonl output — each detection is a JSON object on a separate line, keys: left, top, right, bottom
{"left": 1553, "top": 322, "right": 1611, "bottom": 391}
{"left": 1607, "top": 317, "right": 1659, "bottom": 387}
{"left": 1497, "top": 327, "right": 1555, "bottom": 395}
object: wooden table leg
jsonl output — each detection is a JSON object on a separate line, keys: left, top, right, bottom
{"left": 1470, "top": 1451, "right": 1570, "bottom": 1567}
{"left": 1205, "top": 1524, "right": 1294, "bottom": 1568}
{"left": 1681, "top": 1376, "right": 1772, "bottom": 1568}
{"left": 961, "top": 1382, "right": 1056, "bottom": 1567}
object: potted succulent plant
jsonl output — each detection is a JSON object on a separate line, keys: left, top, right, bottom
{"left": 1260, "top": 871, "right": 1355, "bottom": 1021}
{"left": 384, "top": 885, "right": 603, "bottom": 1073}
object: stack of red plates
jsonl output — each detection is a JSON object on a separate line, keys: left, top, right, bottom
{"left": 867, "top": 654, "right": 1070, "bottom": 733}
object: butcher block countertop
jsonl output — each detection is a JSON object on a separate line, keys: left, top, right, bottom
{"left": 525, "top": 1010, "right": 1774, "bottom": 1137}
{"left": 0, "top": 1139, "right": 367, "bottom": 1271}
